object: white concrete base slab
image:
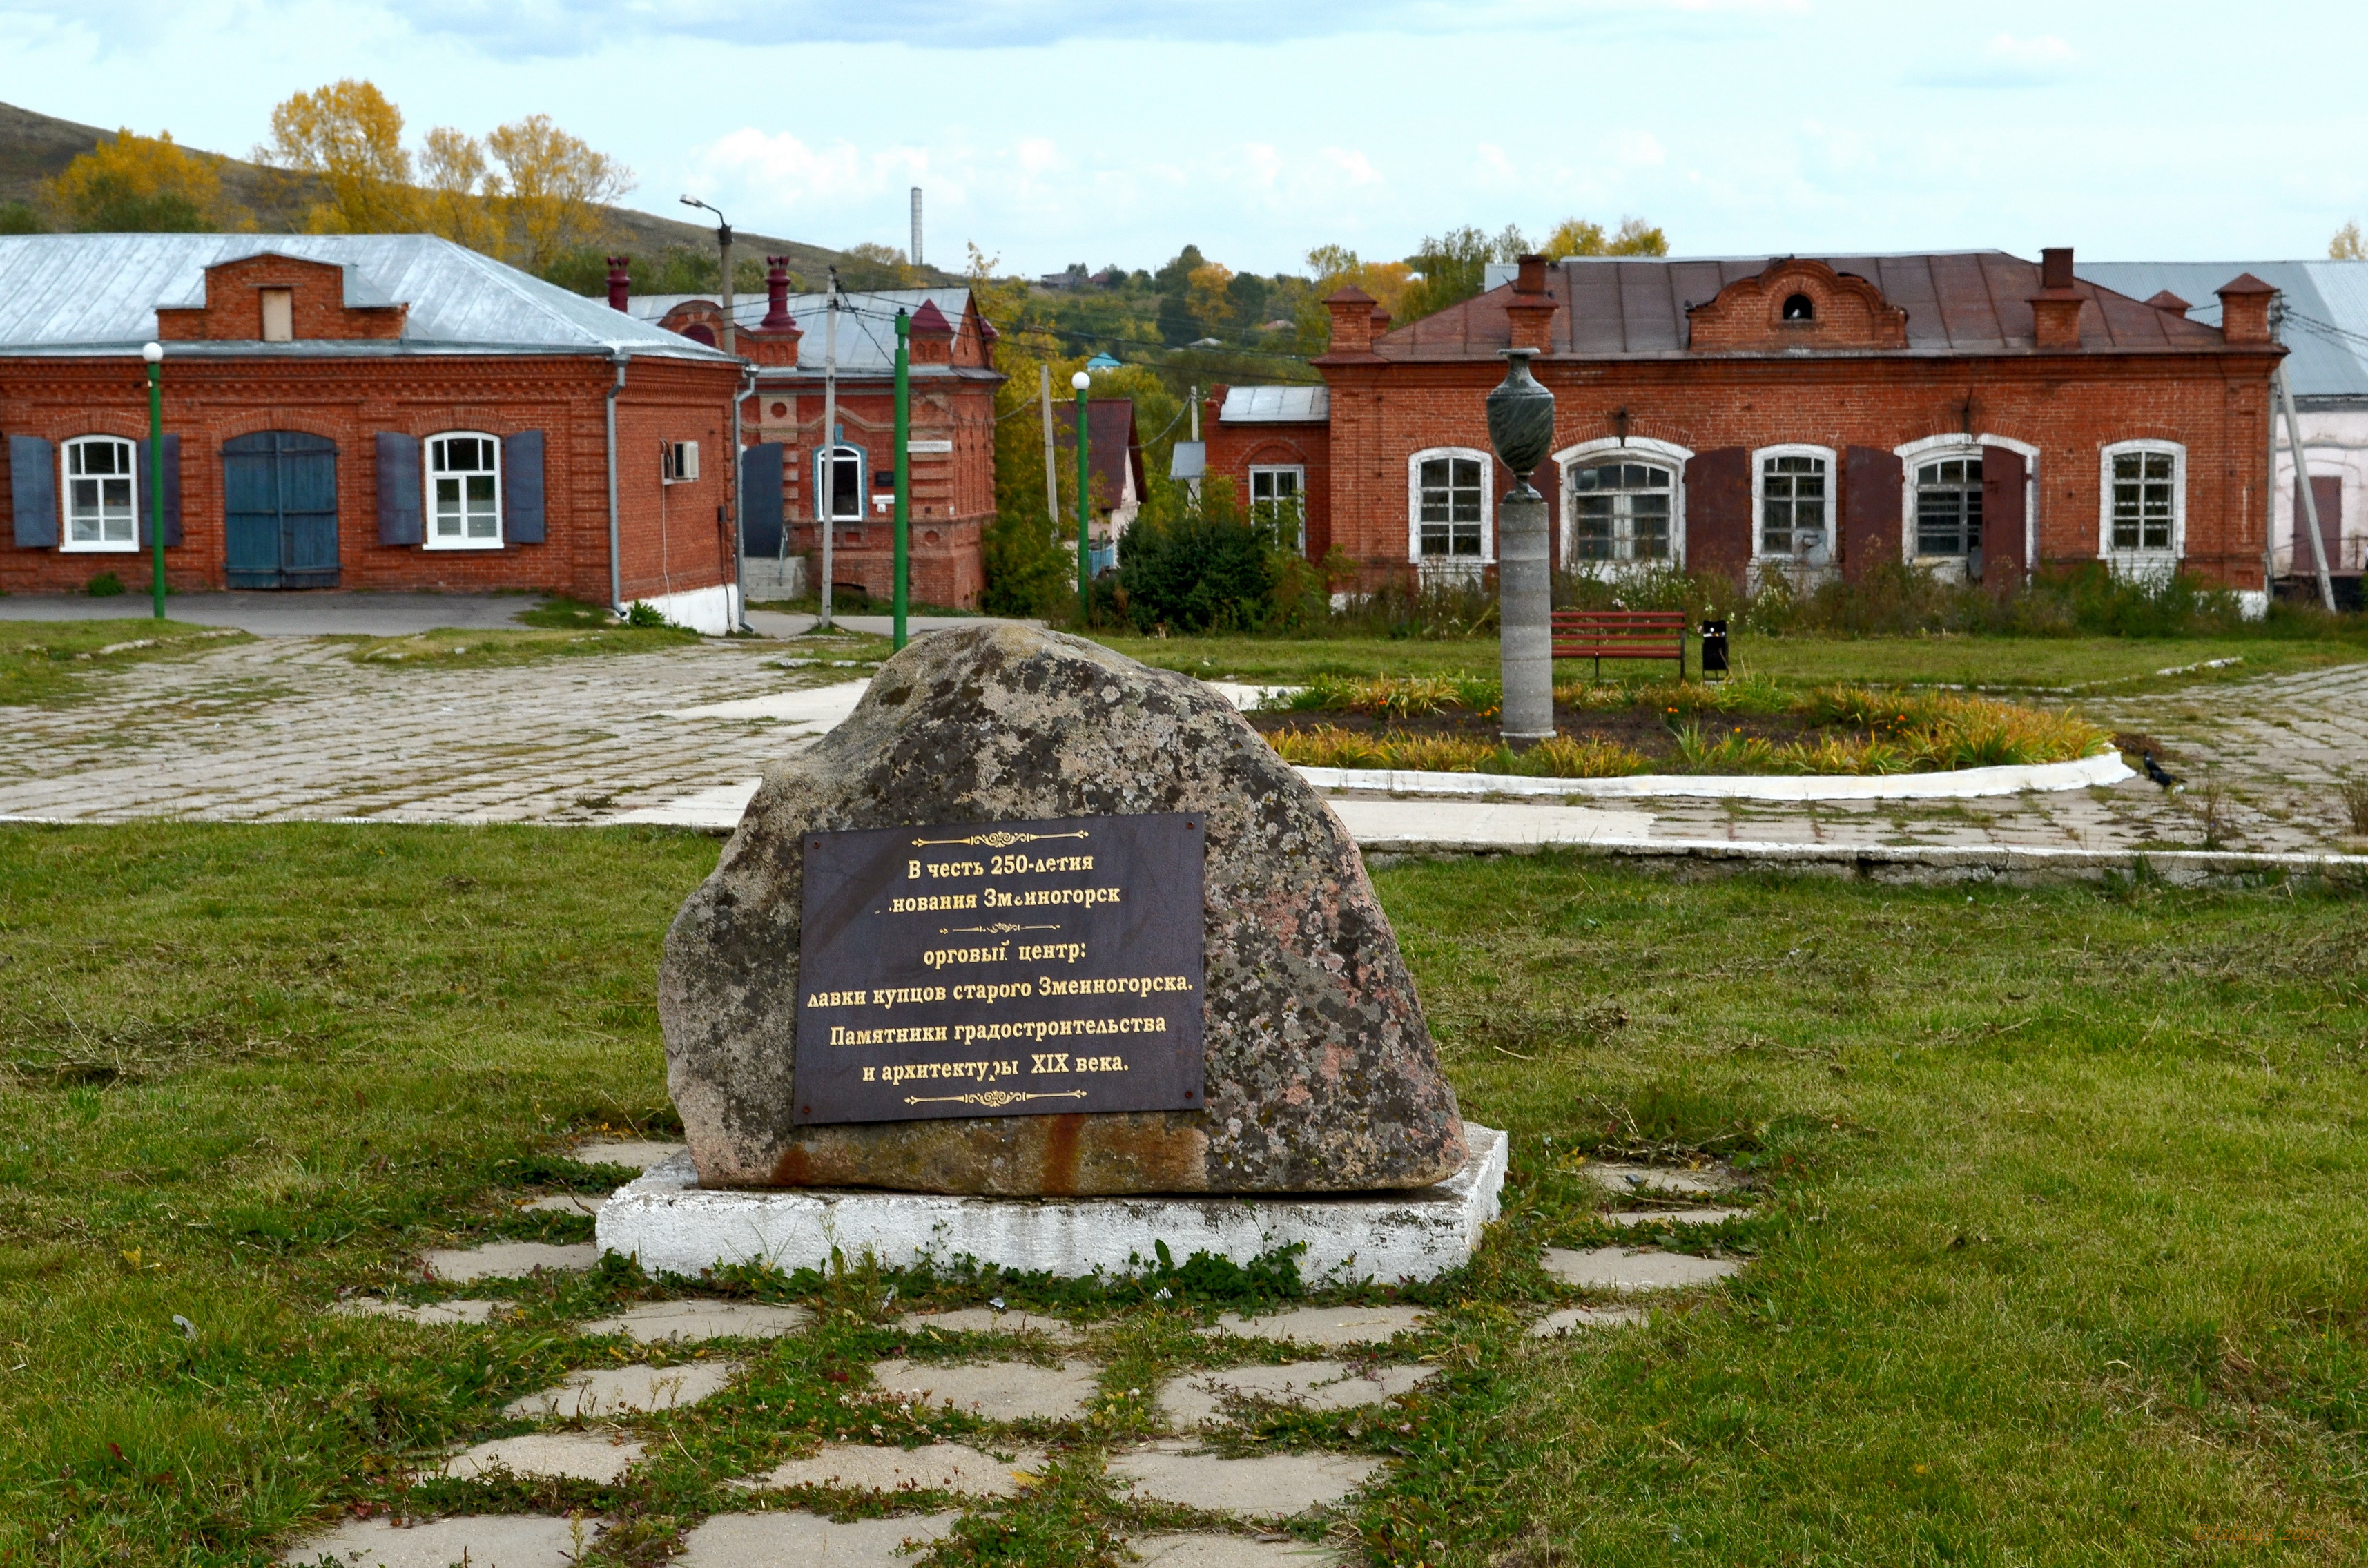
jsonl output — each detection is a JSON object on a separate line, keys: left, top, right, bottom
{"left": 576, "top": 1139, "right": 690, "bottom": 1170}
{"left": 576, "top": 1299, "right": 811, "bottom": 1343}
{"left": 630, "top": 582, "right": 741, "bottom": 637}
{"left": 333, "top": 1296, "right": 508, "bottom": 1326}
{"left": 1132, "top": 1532, "right": 1352, "bottom": 1566}
{"left": 1580, "top": 1163, "right": 1733, "bottom": 1197}
{"left": 283, "top": 1514, "right": 597, "bottom": 1566}
{"left": 1327, "top": 797, "right": 1654, "bottom": 847}
{"left": 597, "top": 1125, "right": 1506, "bottom": 1286}
{"left": 519, "top": 1193, "right": 606, "bottom": 1217}
{"left": 666, "top": 684, "right": 871, "bottom": 726}
{"left": 868, "top": 1358, "right": 1098, "bottom": 1422}
{"left": 423, "top": 1241, "right": 599, "bottom": 1283}
{"left": 442, "top": 1432, "right": 646, "bottom": 1483}
{"left": 1529, "top": 1305, "right": 1649, "bottom": 1337}
{"left": 1112, "top": 1442, "right": 1382, "bottom": 1517}
{"left": 1541, "top": 1247, "right": 1745, "bottom": 1293}
{"left": 1299, "top": 749, "right": 2133, "bottom": 802}
{"left": 504, "top": 1359, "right": 741, "bottom": 1418}
{"left": 676, "top": 1510, "right": 958, "bottom": 1568}
{"left": 897, "top": 1306, "right": 1080, "bottom": 1343}
{"left": 743, "top": 1440, "right": 1045, "bottom": 1498}
{"left": 1159, "top": 1362, "right": 1439, "bottom": 1430}
{"left": 1204, "top": 1305, "right": 1426, "bottom": 1348}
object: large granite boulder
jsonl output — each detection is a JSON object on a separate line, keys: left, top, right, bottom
{"left": 658, "top": 624, "right": 1467, "bottom": 1197}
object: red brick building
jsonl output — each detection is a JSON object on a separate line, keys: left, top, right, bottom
{"left": 629, "top": 269, "right": 1002, "bottom": 609}
{"left": 1199, "top": 385, "right": 1331, "bottom": 556}
{"left": 0, "top": 235, "right": 750, "bottom": 629}
{"left": 1203, "top": 249, "right": 2283, "bottom": 608}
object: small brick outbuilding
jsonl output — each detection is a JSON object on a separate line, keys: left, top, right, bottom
{"left": 1205, "top": 248, "right": 2285, "bottom": 608}
{"left": 0, "top": 234, "right": 748, "bottom": 630}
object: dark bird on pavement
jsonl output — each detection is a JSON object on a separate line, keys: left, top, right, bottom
{"left": 2142, "top": 751, "right": 2182, "bottom": 791}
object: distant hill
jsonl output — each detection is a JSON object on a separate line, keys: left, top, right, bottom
{"left": 0, "top": 98, "right": 952, "bottom": 291}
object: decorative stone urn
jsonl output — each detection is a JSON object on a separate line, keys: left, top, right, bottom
{"left": 1487, "top": 349, "right": 1556, "bottom": 743}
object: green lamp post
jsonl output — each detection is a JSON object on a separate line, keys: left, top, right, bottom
{"left": 892, "top": 308, "right": 911, "bottom": 651}
{"left": 1071, "top": 368, "right": 1091, "bottom": 621}
{"left": 142, "top": 340, "right": 164, "bottom": 620}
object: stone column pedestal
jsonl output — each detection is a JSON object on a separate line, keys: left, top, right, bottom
{"left": 1497, "top": 486, "right": 1553, "bottom": 743}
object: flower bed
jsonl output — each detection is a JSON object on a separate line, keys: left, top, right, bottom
{"left": 1252, "top": 675, "right": 2110, "bottom": 778}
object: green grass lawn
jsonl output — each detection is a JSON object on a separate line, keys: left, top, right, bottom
{"left": 2, "top": 825, "right": 2365, "bottom": 1563}
{"left": 0, "top": 619, "right": 251, "bottom": 706}
{"left": 1091, "top": 630, "right": 2368, "bottom": 693}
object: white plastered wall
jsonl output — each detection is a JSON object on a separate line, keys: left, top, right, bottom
{"left": 2271, "top": 407, "right": 2368, "bottom": 577}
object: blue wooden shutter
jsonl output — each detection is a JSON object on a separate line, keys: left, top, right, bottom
{"left": 502, "top": 430, "right": 545, "bottom": 543}
{"left": 9, "top": 434, "right": 55, "bottom": 548}
{"left": 376, "top": 432, "right": 422, "bottom": 545}
{"left": 134, "top": 434, "right": 183, "bottom": 548}
{"left": 740, "top": 442, "right": 784, "bottom": 556}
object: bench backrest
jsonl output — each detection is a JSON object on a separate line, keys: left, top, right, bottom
{"left": 1550, "top": 610, "right": 1687, "bottom": 640}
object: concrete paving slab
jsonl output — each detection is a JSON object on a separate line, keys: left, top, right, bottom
{"left": 333, "top": 1296, "right": 508, "bottom": 1326}
{"left": 1541, "top": 1247, "right": 1745, "bottom": 1293}
{"left": 1577, "top": 1163, "right": 1733, "bottom": 1196}
{"left": 2, "top": 591, "right": 540, "bottom": 637}
{"left": 1530, "top": 1306, "right": 1651, "bottom": 1337}
{"left": 608, "top": 780, "right": 760, "bottom": 827}
{"left": 666, "top": 681, "right": 869, "bottom": 725}
{"left": 422, "top": 1241, "right": 600, "bottom": 1283}
{"left": 442, "top": 1431, "right": 646, "bottom": 1483}
{"left": 1328, "top": 797, "right": 1656, "bottom": 848}
{"left": 869, "top": 1358, "right": 1098, "bottom": 1422}
{"left": 1112, "top": 1442, "right": 1383, "bottom": 1518}
{"left": 282, "top": 1513, "right": 597, "bottom": 1565}
{"left": 1132, "top": 1532, "right": 1352, "bottom": 1566}
{"left": 574, "top": 1139, "right": 688, "bottom": 1170}
{"left": 743, "top": 1440, "right": 1045, "bottom": 1497}
{"left": 675, "top": 1510, "right": 958, "bottom": 1567}
{"left": 1203, "top": 1305, "right": 1426, "bottom": 1348}
{"left": 577, "top": 1299, "right": 811, "bottom": 1343}
{"left": 519, "top": 1192, "right": 606, "bottom": 1217}
{"left": 1601, "top": 1208, "right": 1747, "bottom": 1228}
{"left": 1160, "top": 1361, "right": 1439, "bottom": 1430}
{"left": 504, "top": 1359, "right": 741, "bottom": 1418}
{"left": 897, "top": 1306, "right": 1080, "bottom": 1342}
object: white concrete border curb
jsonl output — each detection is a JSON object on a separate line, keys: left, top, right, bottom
{"left": 596, "top": 1125, "right": 1508, "bottom": 1285}
{"left": 1297, "top": 751, "right": 2133, "bottom": 801}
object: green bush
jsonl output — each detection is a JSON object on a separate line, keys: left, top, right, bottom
{"left": 980, "top": 510, "right": 1073, "bottom": 619}
{"left": 1106, "top": 476, "right": 1328, "bottom": 633}
{"left": 621, "top": 600, "right": 670, "bottom": 628}
{"left": 84, "top": 572, "right": 124, "bottom": 598}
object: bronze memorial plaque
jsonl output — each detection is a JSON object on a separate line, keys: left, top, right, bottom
{"left": 793, "top": 811, "right": 1206, "bottom": 1125}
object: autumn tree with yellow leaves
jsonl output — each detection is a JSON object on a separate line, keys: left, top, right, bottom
{"left": 43, "top": 129, "right": 246, "bottom": 233}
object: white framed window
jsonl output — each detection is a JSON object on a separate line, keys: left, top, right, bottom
{"left": 1569, "top": 459, "right": 1675, "bottom": 562}
{"left": 1753, "top": 444, "right": 1836, "bottom": 563}
{"left": 2100, "top": 440, "right": 2184, "bottom": 563}
{"left": 1913, "top": 454, "right": 1984, "bottom": 559}
{"left": 1408, "top": 447, "right": 1491, "bottom": 563}
{"left": 61, "top": 436, "right": 139, "bottom": 552}
{"left": 817, "top": 445, "right": 866, "bottom": 521}
{"left": 425, "top": 433, "right": 503, "bottom": 549}
{"left": 1248, "top": 464, "right": 1306, "bottom": 548}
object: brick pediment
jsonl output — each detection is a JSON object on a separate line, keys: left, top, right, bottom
{"left": 155, "top": 253, "right": 406, "bottom": 342}
{"left": 1685, "top": 258, "right": 1907, "bottom": 352}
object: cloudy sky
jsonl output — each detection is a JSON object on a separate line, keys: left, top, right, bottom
{"left": 3, "top": 0, "right": 2364, "bottom": 277}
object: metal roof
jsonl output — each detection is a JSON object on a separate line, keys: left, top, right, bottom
{"left": 1389, "top": 252, "right": 2229, "bottom": 361}
{"left": 627, "top": 288, "right": 976, "bottom": 375}
{"left": 0, "top": 233, "right": 731, "bottom": 360}
{"left": 2077, "top": 260, "right": 2368, "bottom": 399}
{"left": 1218, "top": 385, "right": 1329, "bottom": 422}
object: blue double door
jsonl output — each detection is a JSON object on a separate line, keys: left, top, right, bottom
{"left": 224, "top": 431, "right": 340, "bottom": 589}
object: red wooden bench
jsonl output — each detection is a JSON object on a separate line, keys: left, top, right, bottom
{"left": 1550, "top": 609, "right": 1689, "bottom": 681}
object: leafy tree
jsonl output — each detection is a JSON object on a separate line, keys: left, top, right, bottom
{"left": 483, "top": 114, "right": 630, "bottom": 272}
{"left": 1295, "top": 244, "right": 1413, "bottom": 354}
{"left": 1546, "top": 215, "right": 1669, "bottom": 258}
{"left": 43, "top": 129, "right": 241, "bottom": 233}
{"left": 419, "top": 126, "right": 500, "bottom": 252}
{"left": 842, "top": 242, "right": 918, "bottom": 288}
{"left": 1186, "top": 261, "right": 1236, "bottom": 332}
{"left": 262, "top": 79, "right": 421, "bottom": 233}
{"left": 1227, "top": 271, "right": 1272, "bottom": 327}
{"left": 1399, "top": 224, "right": 1529, "bottom": 321}
{"left": 2333, "top": 221, "right": 2365, "bottom": 261}
{"left": 0, "top": 201, "right": 40, "bottom": 234}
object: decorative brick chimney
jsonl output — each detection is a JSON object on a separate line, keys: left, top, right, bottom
{"left": 908, "top": 298, "right": 956, "bottom": 365}
{"left": 2029, "top": 246, "right": 2084, "bottom": 351}
{"left": 741, "top": 257, "right": 803, "bottom": 367}
{"left": 605, "top": 257, "right": 631, "bottom": 313}
{"left": 1505, "top": 253, "right": 1558, "bottom": 353}
{"left": 1319, "top": 285, "right": 1378, "bottom": 358}
{"left": 2215, "top": 272, "right": 2275, "bottom": 345}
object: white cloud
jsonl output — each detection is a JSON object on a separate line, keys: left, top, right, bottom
{"left": 1912, "top": 30, "right": 2079, "bottom": 89}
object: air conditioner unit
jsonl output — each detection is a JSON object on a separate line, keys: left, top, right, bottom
{"left": 663, "top": 441, "right": 700, "bottom": 483}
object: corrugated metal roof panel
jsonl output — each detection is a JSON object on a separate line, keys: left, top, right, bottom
{"left": 0, "top": 233, "right": 729, "bottom": 358}
{"left": 1219, "top": 384, "right": 1328, "bottom": 422}
{"left": 2079, "top": 260, "right": 2368, "bottom": 398}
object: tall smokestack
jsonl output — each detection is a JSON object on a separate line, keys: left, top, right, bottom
{"left": 910, "top": 187, "right": 923, "bottom": 270}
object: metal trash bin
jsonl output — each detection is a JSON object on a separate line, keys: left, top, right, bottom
{"left": 1699, "top": 618, "right": 1729, "bottom": 679}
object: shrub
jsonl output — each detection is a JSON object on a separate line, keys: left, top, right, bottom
{"left": 1115, "top": 478, "right": 1310, "bottom": 632}
{"left": 621, "top": 600, "right": 670, "bottom": 628}
{"left": 84, "top": 571, "right": 124, "bottom": 597}
{"left": 981, "top": 510, "right": 1073, "bottom": 619}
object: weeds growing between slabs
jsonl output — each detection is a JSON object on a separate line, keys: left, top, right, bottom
{"left": 4, "top": 823, "right": 2367, "bottom": 1563}
{"left": 1253, "top": 672, "right": 2112, "bottom": 777}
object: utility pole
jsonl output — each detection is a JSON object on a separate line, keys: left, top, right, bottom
{"left": 819, "top": 269, "right": 840, "bottom": 630}
{"left": 679, "top": 195, "right": 736, "bottom": 354}
{"left": 893, "top": 307, "right": 911, "bottom": 650}
{"left": 1073, "top": 369, "right": 1091, "bottom": 621}
{"left": 142, "top": 340, "right": 164, "bottom": 619}
{"left": 2278, "top": 361, "right": 2338, "bottom": 612}
{"left": 1038, "top": 364, "right": 1058, "bottom": 526}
